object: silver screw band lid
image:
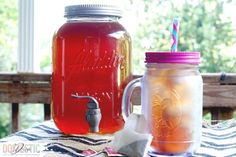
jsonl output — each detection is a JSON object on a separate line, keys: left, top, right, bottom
{"left": 65, "top": 4, "right": 122, "bottom": 18}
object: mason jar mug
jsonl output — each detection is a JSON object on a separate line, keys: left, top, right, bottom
{"left": 122, "top": 52, "right": 203, "bottom": 156}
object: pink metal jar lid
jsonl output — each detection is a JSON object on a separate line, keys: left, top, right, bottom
{"left": 145, "top": 52, "right": 201, "bottom": 64}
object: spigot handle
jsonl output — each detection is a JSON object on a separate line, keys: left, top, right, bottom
{"left": 71, "top": 94, "right": 99, "bottom": 109}
{"left": 71, "top": 93, "right": 101, "bottom": 133}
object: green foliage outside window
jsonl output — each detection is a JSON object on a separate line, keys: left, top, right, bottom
{"left": 0, "top": 0, "right": 17, "bottom": 138}
{"left": 0, "top": 0, "right": 17, "bottom": 71}
{"left": 131, "top": 0, "right": 236, "bottom": 74}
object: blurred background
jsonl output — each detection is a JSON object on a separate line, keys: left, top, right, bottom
{"left": 0, "top": 0, "right": 236, "bottom": 138}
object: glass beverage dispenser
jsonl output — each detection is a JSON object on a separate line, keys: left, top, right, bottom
{"left": 52, "top": 4, "right": 132, "bottom": 134}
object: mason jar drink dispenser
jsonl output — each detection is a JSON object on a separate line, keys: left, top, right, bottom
{"left": 52, "top": 4, "right": 132, "bottom": 134}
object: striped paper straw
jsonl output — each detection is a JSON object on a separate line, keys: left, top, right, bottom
{"left": 171, "top": 18, "right": 180, "bottom": 52}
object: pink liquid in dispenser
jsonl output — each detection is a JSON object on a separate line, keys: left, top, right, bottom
{"left": 52, "top": 5, "right": 132, "bottom": 134}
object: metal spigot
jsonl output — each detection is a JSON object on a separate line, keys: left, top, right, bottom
{"left": 71, "top": 93, "right": 101, "bottom": 133}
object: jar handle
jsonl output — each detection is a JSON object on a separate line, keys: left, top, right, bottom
{"left": 122, "top": 78, "right": 141, "bottom": 121}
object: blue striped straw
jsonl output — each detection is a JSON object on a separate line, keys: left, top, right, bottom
{"left": 171, "top": 18, "right": 180, "bottom": 52}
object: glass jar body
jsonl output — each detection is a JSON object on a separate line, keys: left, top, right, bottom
{"left": 142, "top": 63, "right": 203, "bottom": 155}
{"left": 52, "top": 17, "right": 132, "bottom": 134}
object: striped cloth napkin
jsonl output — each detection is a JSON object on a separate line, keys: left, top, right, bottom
{"left": 0, "top": 120, "right": 235, "bottom": 157}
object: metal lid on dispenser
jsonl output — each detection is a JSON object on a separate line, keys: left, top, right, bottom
{"left": 145, "top": 52, "right": 201, "bottom": 65}
{"left": 64, "top": 4, "right": 122, "bottom": 18}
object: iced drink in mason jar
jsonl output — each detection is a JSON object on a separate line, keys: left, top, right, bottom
{"left": 145, "top": 52, "right": 203, "bottom": 155}
{"left": 122, "top": 52, "right": 203, "bottom": 156}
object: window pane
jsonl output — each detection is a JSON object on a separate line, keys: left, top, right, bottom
{"left": 0, "top": 0, "right": 17, "bottom": 72}
{"left": 34, "top": 0, "right": 65, "bottom": 72}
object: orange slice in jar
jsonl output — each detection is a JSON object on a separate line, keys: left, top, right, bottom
{"left": 150, "top": 87, "right": 192, "bottom": 154}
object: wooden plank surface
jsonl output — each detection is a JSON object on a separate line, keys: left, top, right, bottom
{"left": 209, "top": 107, "right": 234, "bottom": 120}
{"left": 0, "top": 73, "right": 235, "bottom": 128}
{"left": 0, "top": 83, "right": 51, "bottom": 104}
{"left": 0, "top": 73, "right": 235, "bottom": 83}
{"left": 0, "top": 73, "right": 235, "bottom": 107}
{"left": 0, "top": 73, "right": 51, "bottom": 82}
{"left": 1, "top": 73, "right": 235, "bottom": 83}
{"left": 203, "top": 85, "right": 236, "bottom": 107}
{"left": 11, "top": 103, "right": 19, "bottom": 133}
{"left": 130, "top": 85, "right": 236, "bottom": 108}
{"left": 44, "top": 103, "right": 51, "bottom": 120}
{"left": 202, "top": 73, "right": 236, "bottom": 84}
{"left": 134, "top": 73, "right": 236, "bottom": 84}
